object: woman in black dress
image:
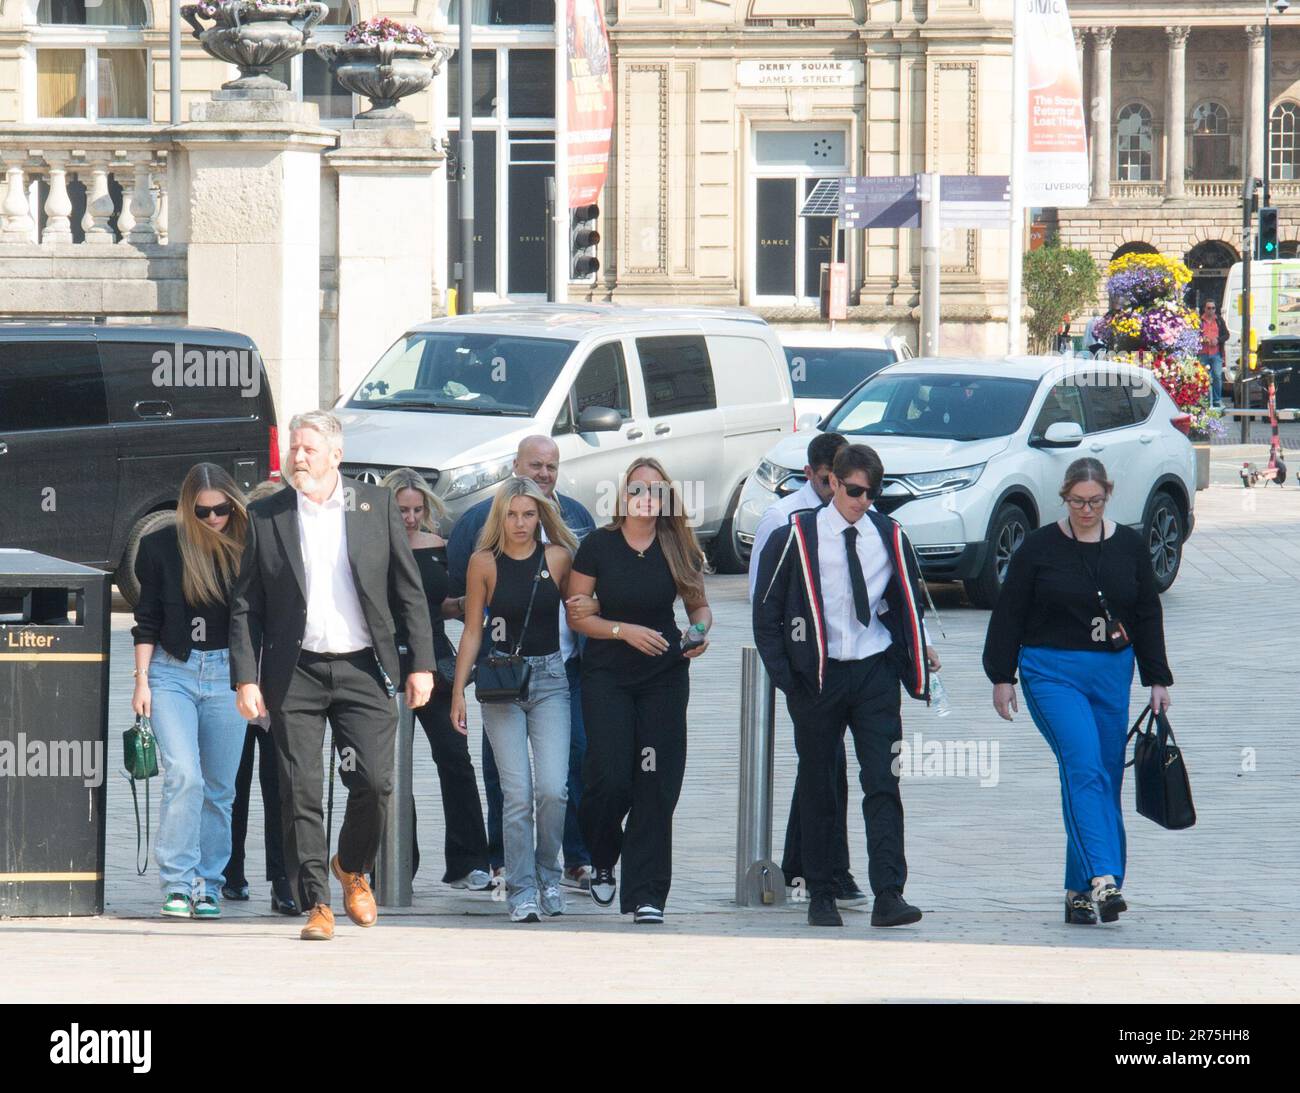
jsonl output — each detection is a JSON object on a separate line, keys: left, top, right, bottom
{"left": 566, "top": 457, "right": 712, "bottom": 924}
{"left": 383, "top": 468, "right": 491, "bottom": 891}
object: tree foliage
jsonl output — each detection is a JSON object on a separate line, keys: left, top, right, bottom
{"left": 1022, "top": 237, "right": 1101, "bottom": 353}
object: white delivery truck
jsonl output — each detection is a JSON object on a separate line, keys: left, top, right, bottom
{"left": 1223, "top": 258, "right": 1300, "bottom": 385}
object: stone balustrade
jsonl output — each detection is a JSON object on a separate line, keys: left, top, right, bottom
{"left": 0, "top": 125, "right": 169, "bottom": 246}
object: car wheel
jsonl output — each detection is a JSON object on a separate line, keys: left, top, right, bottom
{"left": 709, "top": 486, "right": 750, "bottom": 575}
{"left": 963, "top": 503, "right": 1030, "bottom": 609}
{"left": 116, "top": 509, "right": 176, "bottom": 608}
{"left": 1144, "top": 491, "right": 1184, "bottom": 593}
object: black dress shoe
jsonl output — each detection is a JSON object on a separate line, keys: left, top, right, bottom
{"left": 1065, "top": 892, "right": 1098, "bottom": 925}
{"left": 807, "top": 892, "right": 843, "bottom": 927}
{"left": 871, "top": 889, "right": 922, "bottom": 927}
{"left": 832, "top": 872, "right": 868, "bottom": 908}
{"left": 270, "top": 877, "right": 301, "bottom": 916}
{"left": 1094, "top": 884, "right": 1127, "bottom": 923}
{"left": 221, "top": 883, "right": 250, "bottom": 902}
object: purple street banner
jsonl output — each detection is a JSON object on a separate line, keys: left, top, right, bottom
{"left": 940, "top": 175, "right": 1012, "bottom": 227}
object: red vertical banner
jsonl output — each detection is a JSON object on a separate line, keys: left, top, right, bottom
{"left": 565, "top": 0, "right": 614, "bottom": 210}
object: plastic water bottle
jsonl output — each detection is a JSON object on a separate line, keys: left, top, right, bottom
{"left": 929, "top": 671, "right": 952, "bottom": 717}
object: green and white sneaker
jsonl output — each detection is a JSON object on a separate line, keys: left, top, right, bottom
{"left": 161, "top": 892, "right": 191, "bottom": 918}
{"left": 191, "top": 894, "right": 221, "bottom": 918}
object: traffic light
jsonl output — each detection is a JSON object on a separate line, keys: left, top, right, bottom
{"left": 570, "top": 204, "right": 600, "bottom": 279}
{"left": 1259, "top": 206, "right": 1279, "bottom": 259}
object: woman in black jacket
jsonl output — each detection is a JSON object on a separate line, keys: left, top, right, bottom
{"left": 982, "top": 457, "right": 1173, "bottom": 926}
{"left": 131, "top": 463, "right": 249, "bottom": 919}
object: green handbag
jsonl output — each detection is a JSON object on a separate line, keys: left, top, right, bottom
{"left": 122, "top": 714, "right": 159, "bottom": 875}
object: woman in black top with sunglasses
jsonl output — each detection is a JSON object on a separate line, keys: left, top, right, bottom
{"left": 983, "top": 457, "right": 1173, "bottom": 927}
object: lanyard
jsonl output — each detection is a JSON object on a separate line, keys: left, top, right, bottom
{"left": 1064, "top": 521, "right": 1110, "bottom": 614}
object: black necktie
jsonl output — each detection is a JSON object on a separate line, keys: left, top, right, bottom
{"left": 843, "top": 526, "right": 871, "bottom": 630}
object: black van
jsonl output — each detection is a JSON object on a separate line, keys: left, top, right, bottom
{"left": 0, "top": 325, "right": 278, "bottom": 605}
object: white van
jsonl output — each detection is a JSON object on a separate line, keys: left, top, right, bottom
{"left": 1222, "top": 258, "right": 1300, "bottom": 383}
{"left": 334, "top": 304, "right": 795, "bottom": 572}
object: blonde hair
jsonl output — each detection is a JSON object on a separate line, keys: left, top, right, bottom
{"left": 476, "top": 477, "right": 577, "bottom": 556}
{"left": 381, "top": 467, "right": 446, "bottom": 532}
{"left": 288, "top": 409, "right": 343, "bottom": 451}
{"left": 246, "top": 478, "right": 284, "bottom": 505}
{"left": 609, "top": 456, "right": 706, "bottom": 601}
{"left": 176, "top": 463, "right": 249, "bottom": 607}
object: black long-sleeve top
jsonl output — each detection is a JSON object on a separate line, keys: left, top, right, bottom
{"left": 982, "top": 522, "right": 1173, "bottom": 687}
{"left": 131, "top": 525, "right": 232, "bottom": 659}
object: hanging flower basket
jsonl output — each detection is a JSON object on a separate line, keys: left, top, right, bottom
{"left": 317, "top": 19, "right": 449, "bottom": 121}
{"left": 181, "top": 1, "right": 329, "bottom": 92}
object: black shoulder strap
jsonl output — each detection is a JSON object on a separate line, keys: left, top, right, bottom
{"left": 511, "top": 545, "right": 549, "bottom": 657}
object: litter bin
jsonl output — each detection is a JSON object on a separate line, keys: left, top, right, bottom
{"left": 1257, "top": 337, "right": 1300, "bottom": 409}
{"left": 0, "top": 550, "right": 111, "bottom": 916}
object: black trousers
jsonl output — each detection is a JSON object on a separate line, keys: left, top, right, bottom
{"left": 780, "top": 736, "right": 850, "bottom": 886}
{"left": 409, "top": 688, "right": 489, "bottom": 883}
{"left": 579, "top": 662, "right": 689, "bottom": 913}
{"left": 787, "top": 653, "right": 906, "bottom": 899}
{"left": 225, "top": 724, "right": 286, "bottom": 887}
{"left": 271, "top": 649, "right": 396, "bottom": 910}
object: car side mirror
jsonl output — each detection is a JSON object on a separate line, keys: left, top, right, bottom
{"left": 577, "top": 405, "right": 622, "bottom": 433}
{"left": 796, "top": 411, "right": 821, "bottom": 431}
{"left": 1033, "top": 421, "right": 1085, "bottom": 448}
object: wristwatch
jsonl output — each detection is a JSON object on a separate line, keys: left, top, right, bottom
{"left": 611, "top": 623, "right": 622, "bottom": 638}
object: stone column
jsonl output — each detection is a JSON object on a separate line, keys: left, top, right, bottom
{"left": 169, "top": 94, "right": 336, "bottom": 428}
{"left": 1165, "top": 26, "right": 1190, "bottom": 199}
{"left": 1, "top": 155, "right": 35, "bottom": 242}
{"left": 41, "top": 153, "right": 75, "bottom": 244}
{"left": 127, "top": 154, "right": 159, "bottom": 245}
{"left": 82, "top": 160, "right": 116, "bottom": 243}
{"left": 1091, "top": 27, "right": 1115, "bottom": 200}
{"left": 1246, "top": 25, "right": 1266, "bottom": 182}
{"left": 325, "top": 127, "right": 441, "bottom": 404}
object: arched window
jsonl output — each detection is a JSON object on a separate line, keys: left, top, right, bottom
{"left": 1115, "top": 103, "right": 1154, "bottom": 181}
{"left": 1271, "top": 102, "right": 1300, "bottom": 181}
{"left": 34, "top": 0, "right": 149, "bottom": 121}
{"left": 1190, "top": 101, "right": 1230, "bottom": 180}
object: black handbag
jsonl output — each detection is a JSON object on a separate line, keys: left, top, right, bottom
{"left": 474, "top": 549, "right": 547, "bottom": 704}
{"left": 1125, "top": 704, "right": 1196, "bottom": 830}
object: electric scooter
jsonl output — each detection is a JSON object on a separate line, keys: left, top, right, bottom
{"left": 1240, "top": 366, "right": 1293, "bottom": 487}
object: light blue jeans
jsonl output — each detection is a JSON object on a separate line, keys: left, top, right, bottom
{"left": 148, "top": 647, "right": 246, "bottom": 901}
{"left": 479, "top": 651, "right": 571, "bottom": 912}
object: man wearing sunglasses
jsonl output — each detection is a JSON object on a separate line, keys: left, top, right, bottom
{"left": 747, "top": 432, "right": 865, "bottom": 909}
{"left": 753, "top": 443, "right": 940, "bottom": 928}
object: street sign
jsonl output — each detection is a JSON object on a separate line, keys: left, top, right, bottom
{"left": 940, "top": 175, "right": 1011, "bottom": 227}
{"left": 839, "top": 175, "right": 920, "bottom": 229}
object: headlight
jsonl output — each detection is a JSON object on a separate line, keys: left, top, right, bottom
{"left": 437, "top": 456, "right": 514, "bottom": 501}
{"left": 900, "top": 463, "right": 986, "bottom": 496}
{"left": 754, "top": 458, "right": 793, "bottom": 493}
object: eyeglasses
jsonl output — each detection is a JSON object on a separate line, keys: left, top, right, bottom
{"left": 195, "top": 502, "right": 234, "bottom": 519}
{"left": 1065, "top": 496, "right": 1106, "bottom": 510}
{"left": 842, "top": 482, "right": 880, "bottom": 500}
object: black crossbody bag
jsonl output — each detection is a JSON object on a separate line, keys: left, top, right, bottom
{"left": 1064, "top": 523, "right": 1131, "bottom": 652}
{"left": 475, "top": 549, "right": 548, "bottom": 703}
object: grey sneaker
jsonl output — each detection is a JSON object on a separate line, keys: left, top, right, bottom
{"left": 540, "top": 884, "right": 567, "bottom": 917}
{"left": 561, "top": 865, "right": 592, "bottom": 891}
{"left": 510, "top": 900, "right": 541, "bottom": 924}
{"left": 448, "top": 869, "right": 493, "bottom": 892}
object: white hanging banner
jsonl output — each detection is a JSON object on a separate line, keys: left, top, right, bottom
{"left": 1019, "top": 0, "right": 1090, "bottom": 208}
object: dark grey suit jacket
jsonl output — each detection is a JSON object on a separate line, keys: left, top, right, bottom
{"left": 228, "top": 477, "right": 435, "bottom": 711}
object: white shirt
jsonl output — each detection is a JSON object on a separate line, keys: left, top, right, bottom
{"left": 748, "top": 480, "right": 824, "bottom": 602}
{"left": 817, "top": 502, "right": 895, "bottom": 662}
{"left": 296, "top": 473, "right": 372, "bottom": 655}
{"left": 539, "top": 522, "right": 577, "bottom": 662}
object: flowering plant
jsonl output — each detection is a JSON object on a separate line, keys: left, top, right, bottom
{"left": 1105, "top": 252, "right": 1193, "bottom": 307}
{"left": 187, "top": 0, "right": 310, "bottom": 16}
{"left": 1147, "top": 352, "right": 1211, "bottom": 409}
{"left": 344, "top": 17, "right": 432, "bottom": 47}
{"left": 1188, "top": 402, "right": 1227, "bottom": 442}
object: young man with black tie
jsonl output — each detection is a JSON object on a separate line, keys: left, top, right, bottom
{"left": 229, "top": 410, "right": 435, "bottom": 941}
{"left": 752, "top": 443, "right": 940, "bottom": 928}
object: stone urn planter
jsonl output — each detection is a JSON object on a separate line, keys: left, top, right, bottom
{"left": 317, "top": 20, "right": 449, "bottom": 122}
{"left": 181, "top": 1, "right": 329, "bottom": 92}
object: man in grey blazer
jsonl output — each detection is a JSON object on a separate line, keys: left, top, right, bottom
{"left": 230, "top": 410, "right": 434, "bottom": 941}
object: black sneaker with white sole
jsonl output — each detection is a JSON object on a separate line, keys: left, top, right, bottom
{"left": 590, "top": 867, "right": 616, "bottom": 907}
{"left": 633, "top": 905, "right": 664, "bottom": 925}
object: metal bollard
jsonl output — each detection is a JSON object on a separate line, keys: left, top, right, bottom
{"left": 375, "top": 693, "right": 415, "bottom": 907}
{"left": 735, "top": 645, "right": 785, "bottom": 907}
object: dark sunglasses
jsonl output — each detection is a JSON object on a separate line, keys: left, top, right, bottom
{"left": 841, "top": 482, "right": 881, "bottom": 500}
{"left": 195, "top": 501, "right": 234, "bottom": 519}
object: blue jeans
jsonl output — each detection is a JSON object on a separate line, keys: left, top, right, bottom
{"left": 484, "top": 655, "right": 590, "bottom": 869}
{"left": 1018, "top": 645, "right": 1135, "bottom": 893}
{"left": 479, "top": 651, "right": 571, "bottom": 911}
{"left": 148, "top": 647, "right": 247, "bottom": 900}
{"left": 1199, "top": 352, "right": 1223, "bottom": 405}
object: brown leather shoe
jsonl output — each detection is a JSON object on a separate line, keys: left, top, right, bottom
{"left": 300, "top": 903, "right": 334, "bottom": 941}
{"left": 331, "top": 854, "right": 378, "bottom": 927}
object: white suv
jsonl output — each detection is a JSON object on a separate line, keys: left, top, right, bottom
{"left": 735, "top": 356, "right": 1197, "bottom": 606}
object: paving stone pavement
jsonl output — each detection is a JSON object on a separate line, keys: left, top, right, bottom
{"left": 2, "top": 484, "right": 1298, "bottom": 1003}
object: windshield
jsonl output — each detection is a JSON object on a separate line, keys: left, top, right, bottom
{"left": 346, "top": 332, "right": 577, "bottom": 416}
{"left": 783, "top": 346, "right": 896, "bottom": 399}
{"left": 824, "top": 372, "right": 1038, "bottom": 440}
